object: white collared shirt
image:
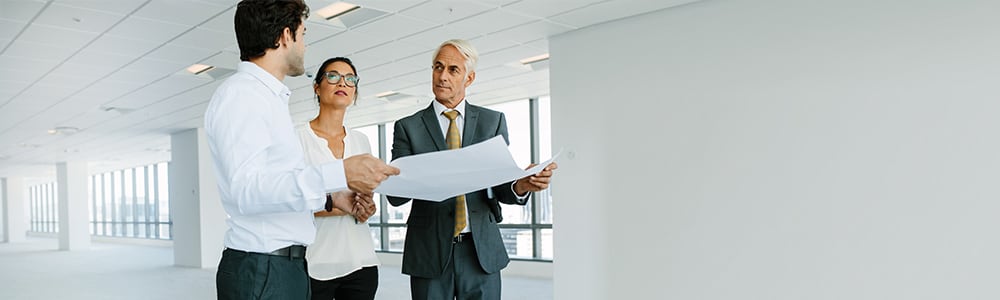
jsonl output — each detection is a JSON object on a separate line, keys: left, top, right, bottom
{"left": 297, "top": 124, "right": 379, "bottom": 280}
{"left": 204, "top": 61, "right": 348, "bottom": 253}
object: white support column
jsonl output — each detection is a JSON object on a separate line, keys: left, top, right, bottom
{"left": 57, "top": 162, "right": 91, "bottom": 250}
{"left": 169, "top": 128, "right": 225, "bottom": 268}
{"left": 2, "top": 177, "right": 27, "bottom": 243}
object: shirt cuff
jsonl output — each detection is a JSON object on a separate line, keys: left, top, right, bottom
{"left": 320, "top": 160, "right": 348, "bottom": 192}
{"left": 511, "top": 181, "right": 529, "bottom": 200}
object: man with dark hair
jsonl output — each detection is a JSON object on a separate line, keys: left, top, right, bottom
{"left": 204, "top": 1, "right": 399, "bottom": 299}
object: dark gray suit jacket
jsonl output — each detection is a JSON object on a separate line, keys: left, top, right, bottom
{"left": 387, "top": 103, "right": 529, "bottom": 278}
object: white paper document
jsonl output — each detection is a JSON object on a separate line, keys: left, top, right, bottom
{"left": 374, "top": 136, "right": 560, "bottom": 201}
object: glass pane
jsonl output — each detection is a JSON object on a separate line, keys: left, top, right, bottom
{"left": 158, "top": 162, "right": 170, "bottom": 223}
{"left": 160, "top": 224, "right": 171, "bottom": 240}
{"left": 369, "top": 227, "right": 382, "bottom": 250}
{"left": 540, "top": 228, "right": 553, "bottom": 260}
{"left": 499, "top": 228, "right": 533, "bottom": 259}
{"left": 537, "top": 189, "right": 553, "bottom": 224}
{"left": 386, "top": 201, "right": 411, "bottom": 224}
{"left": 124, "top": 168, "right": 133, "bottom": 222}
{"left": 369, "top": 194, "right": 382, "bottom": 224}
{"left": 537, "top": 96, "right": 554, "bottom": 225}
{"left": 353, "top": 124, "right": 379, "bottom": 156}
{"left": 384, "top": 121, "right": 395, "bottom": 162}
{"left": 499, "top": 202, "right": 531, "bottom": 224}
{"left": 485, "top": 100, "right": 531, "bottom": 167}
{"left": 136, "top": 167, "right": 147, "bottom": 223}
{"left": 387, "top": 227, "right": 406, "bottom": 252}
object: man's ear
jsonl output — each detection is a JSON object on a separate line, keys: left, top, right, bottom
{"left": 280, "top": 27, "right": 293, "bottom": 47}
{"left": 464, "top": 71, "right": 476, "bottom": 87}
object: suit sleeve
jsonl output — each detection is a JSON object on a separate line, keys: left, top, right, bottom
{"left": 387, "top": 120, "right": 414, "bottom": 207}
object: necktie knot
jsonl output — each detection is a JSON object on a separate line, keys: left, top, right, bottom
{"left": 443, "top": 110, "right": 459, "bottom": 121}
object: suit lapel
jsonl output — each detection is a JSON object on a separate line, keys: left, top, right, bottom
{"left": 462, "top": 104, "right": 479, "bottom": 147}
{"left": 420, "top": 105, "right": 447, "bottom": 151}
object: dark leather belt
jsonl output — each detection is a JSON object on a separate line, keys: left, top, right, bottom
{"left": 269, "top": 245, "right": 306, "bottom": 258}
{"left": 229, "top": 245, "right": 306, "bottom": 259}
{"left": 453, "top": 232, "right": 472, "bottom": 243}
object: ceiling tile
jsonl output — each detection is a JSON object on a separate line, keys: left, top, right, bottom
{"left": 126, "top": 58, "right": 190, "bottom": 77}
{"left": 133, "top": 0, "right": 231, "bottom": 27}
{"left": 0, "top": 19, "right": 26, "bottom": 40}
{"left": 502, "top": 0, "right": 598, "bottom": 19}
{"left": 550, "top": 0, "right": 701, "bottom": 28}
{"left": 109, "top": 74, "right": 210, "bottom": 109}
{"left": 200, "top": 6, "right": 236, "bottom": 33}
{"left": 37, "top": 70, "right": 100, "bottom": 92}
{"left": 87, "top": 34, "right": 161, "bottom": 57}
{"left": 0, "top": 65, "right": 47, "bottom": 83}
{"left": 352, "top": 14, "right": 437, "bottom": 41}
{"left": 487, "top": 20, "right": 573, "bottom": 44}
{"left": 74, "top": 79, "right": 143, "bottom": 101}
{"left": 18, "top": 23, "right": 99, "bottom": 47}
{"left": 350, "top": 40, "right": 428, "bottom": 71}
{"left": 34, "top": 3, "right": 125, "bottom": 33}
{"left": 348, "top": 0, "right": 424, "bottom": 13}
{"left": 397, "top": 25, "right": 465, "bottom": 50}
{"left": 305, "top": 30, "right": 385, "bottom": 68}
{"left": 303, "top": 20, "right": 348, "bottom": 45}
{"left": 106, "top": 16, "right": 191, "bottom": 43}
{"left": 445, "top": 9, "right": 534, "bottom": 37}
{"left": 468, "top": 35, "right": 518, "bottom": 55}
{"left": 0, "top": 0, "right": 46, "bottom": 22}
{"left": 55, "top": 0, "right": 148, "bottom": 15}
{"left": 399, "top": 1, "right": 493, "bottom": 25}
{"left": 145, "top": 42, "right": 219, "bottom": 63}
{"left": 172, "top": 27, "right": 235, "bottom": 52}
{"left": 476, "top": 44, "right": 545, "bottom": 70}
{"left": 5, "top": 39, "right": 79, "bottom": 62}
{"left": 66, "top": 49, "right": 134, "bottom": 70}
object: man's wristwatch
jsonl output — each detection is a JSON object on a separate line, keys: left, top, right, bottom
{"left": 325, "top": 193, "right": 334, "bottom": 212}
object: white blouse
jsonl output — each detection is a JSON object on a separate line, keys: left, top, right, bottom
{"left": 297, "top": 124, "right": 379, "bottom": 280}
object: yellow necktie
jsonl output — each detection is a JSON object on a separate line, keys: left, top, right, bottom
{"left": 443, "top": 110, "right": 466, "bottom": 237}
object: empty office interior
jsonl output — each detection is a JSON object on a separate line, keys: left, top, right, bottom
{"left": 3, "top": 0, "right": 1000, "bottom": 299}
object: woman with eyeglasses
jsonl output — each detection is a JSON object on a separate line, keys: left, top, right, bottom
{"left": 297, "top": 57, "right": 379, "bottom": 300}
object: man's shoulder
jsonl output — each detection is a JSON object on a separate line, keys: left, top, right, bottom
{"left": 396, "top": 105, "right": 432, "bottom": 124}
{"left": 467, "top": 103, "right": 502, "bottom": 116}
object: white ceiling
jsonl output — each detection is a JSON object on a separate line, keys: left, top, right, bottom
{"left": 0, "top": 0, "right": 698, "bottom": 178}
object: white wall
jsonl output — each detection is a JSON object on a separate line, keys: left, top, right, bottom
{"left": 169, "top": 128, "right": 225, "bottom": 268}
{"left": 551, "top": 0, "right": 1000, "bottom": 299}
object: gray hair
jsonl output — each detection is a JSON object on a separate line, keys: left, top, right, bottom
{"left": 432, "top": 39, "right": 479, "bottom": 73}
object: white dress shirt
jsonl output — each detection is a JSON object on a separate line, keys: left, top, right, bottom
{"left": 298, "top": 125, "right": 379, "bottom": 280}
{"left": 204, "top": 61, "right": 348, "bottom": 253}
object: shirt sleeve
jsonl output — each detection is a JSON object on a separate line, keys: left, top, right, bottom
{"left": 206, "top": 85, "right": 348, "bottom": 216}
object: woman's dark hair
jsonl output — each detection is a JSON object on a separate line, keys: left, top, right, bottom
{"left": 314, "top": 57, "right": 360, "bottom": 104}
{"left": 234, "top": 0, "right": 309, "bottom": 61}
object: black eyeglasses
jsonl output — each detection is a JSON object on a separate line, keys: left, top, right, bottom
{"left": 322, "top": 71, "right": 359, "bottom": 87}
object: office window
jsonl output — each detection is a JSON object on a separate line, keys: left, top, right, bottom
{"left": 360, "top": 97, "right": 554, "bottom": 261}
{"left": 29, "top": 182, "right": 58, "bottom": 233}
{"left": 89, "top": 162, "right": 172, "bottom": 240}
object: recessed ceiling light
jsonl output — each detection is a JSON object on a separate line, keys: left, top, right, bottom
{"left": 375, "top": 91, "right": 399, "bottom": 98}
{"left": 519, "top": 53, "right": 550, "bottom": 65}
{"left": 186, "top": 64, "right": 215, "bottom": 75}
{"left": 47, "top": 126, "right": 80, "bottom": 135}
{"left": 316, "top": 2, "right": 361, "bottom": 20}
